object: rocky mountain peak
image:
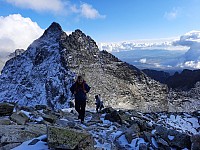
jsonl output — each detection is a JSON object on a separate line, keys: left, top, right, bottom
{"left": 44, "top": 22, "right": 62, "bottom": 34}
{"left": 40, "top": 22, "right": 64, "bottom": 42}
{"left": 67, "top": 29, "right": 98, "bottom": 50}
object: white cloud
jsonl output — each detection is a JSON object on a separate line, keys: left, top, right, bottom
{"left": 173, "top": 30, "right": 200, "bottom": 60}
{"left": 164, "top": 7, "right": 181, "bottom": 20}
{"left": 5, "top": 0, "right": 105, "bottom": 19}
{"left": 139, "top": 58, "right": 147, "bottom": 64}
{"left": 98, "top": 38, "right": 186, "bottom": 52}
{"left": 6, "top": 0, "right": 65, "bottom": 13}
{"left": 174, "top": 30, "right": 200, "bottom": 69}
{"left": 173, "top": 30, "right": 200, "bottom": 47}
{"left": 177, "top": 61, "right": 200, "bottom": 69}
{"left": 80, "top": 3, "right": 106, "bottom": 19}
{"left": 65, "top": 30, "right": 73, "bottom": 35}
{"left": 0, "top": 14, "right": 43, "bottom": 53}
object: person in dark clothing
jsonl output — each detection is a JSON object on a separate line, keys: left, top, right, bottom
{"left": 70, "top": 76, "right": 90, "bottom": 123}
{"left": 95, "top": 94, "right": 104, "bottom": 112}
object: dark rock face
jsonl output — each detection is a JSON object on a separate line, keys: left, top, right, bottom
{"left": 166, "top": 69, "right": 200, "bottom": 90}
{"left": 0, "top": 103, "right": 14, "bottom": 116}
{"left": 0, "top": 22, "right": 168, "bottom": 112}
{"left": 142, "top": 68, "right": 200, "bottom": 91}
{"left": 142, "top": 69, "right": 170, "bottom": 84}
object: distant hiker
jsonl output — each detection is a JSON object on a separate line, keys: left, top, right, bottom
{"left": 95, "top": 94, "right": 104, "bottom": 112}
{"left": 70, "top": 75, "right": 90, "bottom": 123}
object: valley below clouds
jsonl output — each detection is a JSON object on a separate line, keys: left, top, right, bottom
{"left": 101, "top": 30, "right": 200, "bottom": 71}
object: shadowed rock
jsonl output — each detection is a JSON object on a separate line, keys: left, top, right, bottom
{"left": 0, "top": 103, "right": 14, "bottom": 116}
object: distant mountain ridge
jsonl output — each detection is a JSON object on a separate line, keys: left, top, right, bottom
{"left": 0, "top": 22, "right": 168, "bottom": 112}
{"left": 166, "top": 69, "right": 200, "bottom": 90}
{"left": 143, "top": 68, "right": 200, "bottom": 90}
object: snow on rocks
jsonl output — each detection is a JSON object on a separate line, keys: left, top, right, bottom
{"left": 0, "top": 102, "right": 199, "bottom": 149}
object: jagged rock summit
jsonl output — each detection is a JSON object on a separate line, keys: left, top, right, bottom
{"left": 0, "top": 22, "right": 168, "bottom": 112}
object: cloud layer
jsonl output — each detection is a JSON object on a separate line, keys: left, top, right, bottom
{"left": 98, "top": 39, "right": 187, "bottom": 52}
{"left": 100, "top": 31, "right": 200, "bottom": 70}
{"left": 0, "top": 14, "right": 43, "bottom": 53}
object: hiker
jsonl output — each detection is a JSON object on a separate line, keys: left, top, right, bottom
{"left": 95, "top": 94, "right": 104, "bottom": 112}
{"left": 70, "top": 75, "right": 90, "bottom": 123}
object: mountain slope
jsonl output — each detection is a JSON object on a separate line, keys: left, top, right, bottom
{"left": 142, "top": 69, "right": 170, "bottom": 84}
{"left": 0, "top": 22, "right": 74, "bottom": 109}
{"left": 166, "top": 69, "right": 200, "bottom": 90}
{"left": 0, "top": 22, "right": 168, "bottom": 112}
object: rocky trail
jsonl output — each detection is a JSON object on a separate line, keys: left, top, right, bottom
{"left": 0, "top": 102, "right": 199, "bottom": 150}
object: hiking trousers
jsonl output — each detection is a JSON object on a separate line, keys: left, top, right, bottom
{"left": 75, "top": 99, "right": 86, "bottom": 121}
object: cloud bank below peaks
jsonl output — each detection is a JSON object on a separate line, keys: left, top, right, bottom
{"left": 98, "top": 38, "right": 187, "bottom": 52}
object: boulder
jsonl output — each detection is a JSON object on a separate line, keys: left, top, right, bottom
{"left": 139, "top": 143, "right": 148, "bottom": 150}
{"left": 124, "top": 123, "right": 140, "bottom": 143}
{"left": 0, "top": 124, "right": 46, "bottom": 149}
{"left": 191, "top": 134, "right": 200, "bottom": 150}
{"left": 101, "top": 107, "right": 116, "bottom": 113}
{"left": 155, "top": 125, "right": 191, "bottom": 149}
{"left": 0, "top": 103, "right": 14, "bottom": 116}
{"left": 0, "top": 117, "right": 11, "bottom": 125}
{"left": 10, "top": 112, "right": 28, "bottom": 125}
{"left": 47, "top": 126, "right": 94, "bottom": 149}
{"left": 42, "top": 113, "right": 58, "bottom": 123}
{"left": 105, "top": 110, "right": 122, "bottom": 124}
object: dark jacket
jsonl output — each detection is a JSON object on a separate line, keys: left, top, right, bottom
{"left": 70, "top": 81, "right": 90, "bottom": 101}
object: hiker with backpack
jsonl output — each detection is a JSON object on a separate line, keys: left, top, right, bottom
{"left": 95, "top": 94, "right": 104, "bottom": 112}
{"left": 70, "top": 75, "right": 90, "bottom": 123}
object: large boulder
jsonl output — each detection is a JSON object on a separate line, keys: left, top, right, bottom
{"left": 125, "top": 123, "right": 141, "bottom": 143}
{"left": 10, "top": 112, "right": 29, "bottom": 125}
{"left": 105, "top": 110, "right": 122, "bottom": 124}
{"left": 47, "top": 126, "right": 94, "bottom": 149}
{"left": 155, "top": 125, "right": 191, "bottom": 149}
{"left": 0, "top": 124, "right": 46, "bottom": 149}
{"left": 0, "top": 103, "right": 14, "bottom": 116}
{"left": 0, "top": 117, "right": 11, "bottom": 125}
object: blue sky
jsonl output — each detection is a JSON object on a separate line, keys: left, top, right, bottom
{"left": 1, "top": 0, "right": 200, "bottom": 42}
